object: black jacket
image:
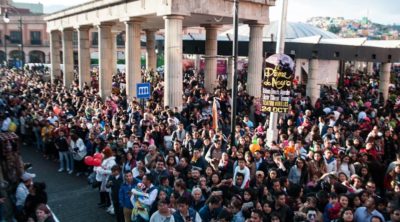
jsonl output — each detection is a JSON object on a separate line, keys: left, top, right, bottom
{"left": 106, "top": 173, "right": 124, "bottom": 203}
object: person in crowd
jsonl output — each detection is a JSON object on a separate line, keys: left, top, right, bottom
{"left": 288, "top": 158, "right": 308, "bottom": 185}
{"left": 69, "top": 133, "right": 87, "bottom": 176}
{"left": 337, "top": 207, "right": 354, "bottom": 222}
{"left": 15, "top": 172, "right": 35, "bottom": 219}
{"left": 150, "top": 158, "right": 169, "bottom": 186}
{"left": 233, "top": 158, "right": 250, "bottom": 189}
{"left": 24, "top": 182, "right": 48, "bottom": 221}
{"left": 106, "top": 165, "right": 124, "bottom": 221}
{"left": 95, "top": 147, "right": 116, "bottom": 209}
{"left": 354, "top": 196, "right": 385, "bottom": 222}
{"left": 271, "top": 192, "right": 294, "bottom": 222}
{"left": 119, "top": 171, "right": 139, "bottom": 222}
{"left": 190, "top": 187, "right": 205, "bottom": 212}
{"left": 388, "top": 206, "right": 400, "bottom": 222}
{"left": 150, "top": 200, "right": 175, "bottom": 222}
{"left": 173, "top": 196, "right": 202, "bottom": 222}
{"left": 198, "top": 195, "right": 223, "bottom": 222}
{"left": 131, "top": 174, "right": 158, "bottom": 222}
{"left": 54, "top": 130, "right": 71, "bottom": 173}
{"left": 35, "top": 204, "right": 55, "bottom": 222}
{"left": 3, "top": 61, "right": 400, "bottom": 222}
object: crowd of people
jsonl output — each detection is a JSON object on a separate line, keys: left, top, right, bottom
{"left": 0, "top": 62, "right": 400, "bottom": 222}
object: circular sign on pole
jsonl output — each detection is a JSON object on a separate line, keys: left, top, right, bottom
{"left": 261, "top": 53, "right": 294, "bottom": 114}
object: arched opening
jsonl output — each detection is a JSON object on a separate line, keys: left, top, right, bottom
{"left": 29, "top": 50, "right": 45, "bottom": 63}
{"left": 0, "top": 51, "right": 5, "bottom": 64}
{"left": 9, "top": 50, "right": 24, "bottom": 68}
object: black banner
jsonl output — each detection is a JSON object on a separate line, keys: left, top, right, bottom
{"left": 261, "top": 53, "right": 294, "bottom": 113}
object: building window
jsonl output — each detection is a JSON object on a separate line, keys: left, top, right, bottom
{"left": 9, "top": 31, "right": 21, "bottom": 44}
{"left": 73, "top": 31, "right": 78, "bottom": 47}
{"left": 117, "top": 33, "right": 125, "bottom": 46}
{"left": 30, "top": 31, "right": 41, "bottom": 45}
{"left": 92, "top": 32, "right": 98, "bottom": 46}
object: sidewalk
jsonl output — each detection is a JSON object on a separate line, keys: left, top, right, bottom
{"left": 20, "top": 145, "right": 114, "bottom": 222}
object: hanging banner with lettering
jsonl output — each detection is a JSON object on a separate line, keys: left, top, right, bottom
{"left": 261, "top": 53, "right": 294, "bottom": 113}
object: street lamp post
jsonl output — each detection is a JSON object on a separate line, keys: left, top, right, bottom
{"left": 3, "top": 7, "right": 24, "bottom": 68}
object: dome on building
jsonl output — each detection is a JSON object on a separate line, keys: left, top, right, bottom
{"left": 223, "top": 21, "right": 339, "bottom": 40}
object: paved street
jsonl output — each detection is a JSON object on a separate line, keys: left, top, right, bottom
{"left": 20, "top": 146, "right": 115, "bottom": 222}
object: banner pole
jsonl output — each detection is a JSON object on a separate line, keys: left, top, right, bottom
{"left": 230, "top": 0, "right": 239, "bottom": 148}
{"left": 266, "top": 0, "right": 288, "bottom": 146}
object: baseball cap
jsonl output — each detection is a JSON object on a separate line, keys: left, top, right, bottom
{"left": 21, "top": 172, "right": 36, "bottom": 181}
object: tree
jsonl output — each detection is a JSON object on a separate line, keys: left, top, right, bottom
{"left": 328, "top": 25, "right": 341, "bottom": 34}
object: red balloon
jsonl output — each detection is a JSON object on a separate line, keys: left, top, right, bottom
{"left": 92, "top": 158, "right": 102, "bottom": 167}
{"left": 84, "top": 156, "right": 94, "bottom": 166}
{"left": 93, "top": 153, "right": 103, "bottom": 160}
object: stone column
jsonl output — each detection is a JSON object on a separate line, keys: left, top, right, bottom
{"left": 62, "top": 29, "right": 74, "bottom": 88}
{"left": 306, "top": 59, "right": 320, "bottom": 107}
{"left": 145, "top": 29, "right": 157, "bottom": 71}
{"left": 77, "top": 26, "right": 91, "bottom": 90}
{"left": 50, "top": 30, "right": 61, "bottom": 84}
{"left": 367, "top": 62, "right": 374, "bottom": 75}
{"left": 247, "top": 23, "right": 264, "bottom": 97}
{"left": 203, "top": 25, "right": 219, "bottom": 92}
{"left": 164, "top": 15, "right": 184, "bottom": 109}
{"left": 379, "top": 62, "right": 391, "bottom": 105}
{"left": 97, "top": 23, "right": 114, "bottom": 99}
{"left": 227, "top": 56, "right": 233, "bottom": 90}
{"left": 111, "top": 31, "right": 119, "bottom": 74}
{"left": 125, "top": 19, "right": 142, "bottom": 100}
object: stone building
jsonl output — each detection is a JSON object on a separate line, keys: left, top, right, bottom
{"left": 0, "top": 0, "right": 49, "bottom": 65}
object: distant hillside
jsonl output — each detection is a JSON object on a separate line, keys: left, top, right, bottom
{"left": 307, "top": 16, "right": 399, "bottom": 40}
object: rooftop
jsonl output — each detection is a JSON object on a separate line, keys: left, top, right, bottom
{"left": 222, "top": 21, "right": 339, "bottom": 41}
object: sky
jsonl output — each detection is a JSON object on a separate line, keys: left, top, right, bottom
{"left": 16, "top": 0, "right": 400, "bottom": 25}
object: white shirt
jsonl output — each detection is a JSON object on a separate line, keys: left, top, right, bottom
{"left": 132, "top": 167, "right": 150, "bottom": 178}
{"left": 150, "top": 211, "right": 176, "bottom": 222}
{"left": 47, "top": 116, "right": 59, "bottom": 125}
{"left": 324, "top": 158, "right": 337, "bottom": 173}
{"left": 339, "top": 163, "right": 355, "bottom": 177}
{"left": 1, "top": 117, "right": 11, "bottom": 131}
{"left": 233, "top": 166, "right": 250, "bottom": 189}
{"left": 15, "top": 182, "right": 30, "bottom": 206}
{"left": 138, "top": 184, "right": 158, "bottom": 207}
